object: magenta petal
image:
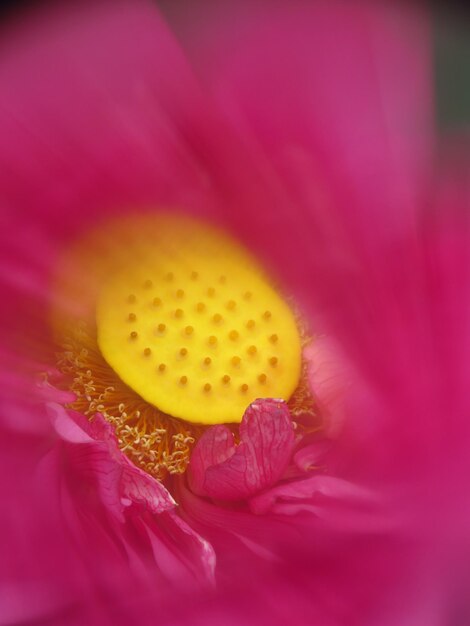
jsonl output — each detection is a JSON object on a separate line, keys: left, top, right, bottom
{"left": 293, "top": 441, "right": 332, "bottom": 472}
{"left": 249, "top": 473, "right": 396, "bottom": 535}
{"left": 47, "top": 403, "right": 93, "bottom": 444}
{"left": 120, "top": 461, "right": 176, "bottom": 515}
{"left": 49, "top": 404, "right": 175, "bottom": 518}
{"left": 143, "top": 511, "right": 216, "bottom": 586}
{"left": 304, "top": 337, "right": 351, "bottom": 438}
{"left": 251, "top": 475, "right": 376, "bottom": 511}
{"left": 188, "top": 398, "right": 295, "bottom": 501}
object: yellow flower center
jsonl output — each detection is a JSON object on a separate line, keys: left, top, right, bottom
{"left": 52, "top": 213, "right": 313, "bottom": 478}
{"left": 95, "top": 215, "right": 301, "bottom": 424}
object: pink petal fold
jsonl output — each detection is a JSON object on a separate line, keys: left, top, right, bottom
{"left": 189, "top": 398, "right": 295, "bottom": 501}
{"left": 49, "top": 403, "right": 175, "bottom": 519}
{"left": 249, "top": 475, "right": 394, "bottom": 534}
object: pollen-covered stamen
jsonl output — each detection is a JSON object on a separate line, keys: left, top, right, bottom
{"left": 55, "top": 322, "right": 201, "bottom": 480}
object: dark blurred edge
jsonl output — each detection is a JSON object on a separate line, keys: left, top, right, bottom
{"left": 0, "top": 0, "right": 37, "bottom": 18}
{"left": 2, "top": 0, "right": 470, "bottom": 20}
{"left": 433, "top": 2, "right": 470, "bottom": 129}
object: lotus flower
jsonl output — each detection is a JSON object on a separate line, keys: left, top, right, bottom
{"left": 1, "top": 1, "right": 469, "bottom": 624}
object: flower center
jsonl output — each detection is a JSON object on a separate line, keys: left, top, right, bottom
{"left": 95, "top": 215, "right": 301, "bottom": 424}
{"left": 53, "top": 213, "right": 312, "bottom": 478}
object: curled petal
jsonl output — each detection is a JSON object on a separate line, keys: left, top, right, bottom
{"left": 49, "top": 403, "right": 175, "bottom": 519}
{"left": 143, "top": 511, "right": 216, "bottom": 586}
{"left": 36, "top": 380, "right": 76, "bottom": 405}
{"left": 120, "top": 463, "right": 176, "bottom": 515}
{"left": 188, "top": 398, "right": 295, "bottom": 501}
{"left": 48, "top": 403, "right": 93, "bottom": 444}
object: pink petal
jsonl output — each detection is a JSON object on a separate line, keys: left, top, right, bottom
{"left": 164, "top": 1, "right": 433, "bottom": 247}
{"left": 48, "top": 403, "right": 93, "bottom": 444}
{"left": 303, "top": 337, "right": 352, "bottom": 438}
{"left": 0, "top": 0, "right": 207, "bottom": 225}
{"left": 189, "top": 398, "right": 295, "bottom": 501}
{"left": 249, "top": 474, "right": 395, "bottom": 533}
{"left": 143, "top": 511, "right": 215, "bottom": 586}
{"left": 293, "top": 441, "right": 332, "bottom": 473}
{"left": 120, "top": 462, "right": 176, "bottom": 516}
{"left": 49, "top": 404, "right": 175, "bottom": 518}
{"left": 250, "top": 474, "right": 378, "bottom": 516}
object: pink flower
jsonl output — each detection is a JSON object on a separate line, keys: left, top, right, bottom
{"left": 1, "top": 1, "right": 469, "bottom": 624}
